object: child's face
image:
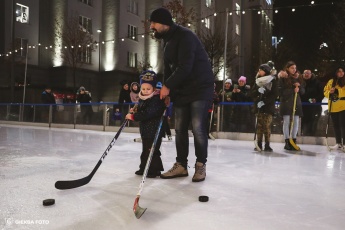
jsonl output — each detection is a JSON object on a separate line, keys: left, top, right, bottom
{"left": 133, "top": 85, "right": 138, "bottom": 90}
{"left": 141, "top": 83, "right": 154, "bottom": 96}
{"left": 238, "top": 80, "right": 245, "bottom": 86}
{"left": 258, "top": 69, "right": 265, "bottom": 77}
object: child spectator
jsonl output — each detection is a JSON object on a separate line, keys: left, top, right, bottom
{"left": 130, "top": 82, "right": 140, "bottom": 103}
{"left": 250, "top": 63, "right": 278, "bottom": 151}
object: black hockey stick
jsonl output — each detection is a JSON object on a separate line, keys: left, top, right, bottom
{"left": 133, "top": 109, "right": 166, "bottom": 219}
{"left": 55, "top": 119, "right": 129, "bottom": 190}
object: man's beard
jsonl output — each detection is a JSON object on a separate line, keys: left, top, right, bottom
{"left": 152, "top": 30, "right": 167, "bottom": 40}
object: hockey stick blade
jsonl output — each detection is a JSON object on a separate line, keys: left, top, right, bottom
{"left": 55, "top": 160, "right": 102, "bottom": 190}
{"left": 209, "top": 133, "right": 215, "bottom": 140}
{"left": 254, "top": 140, "right": 262, "bottom": 152}
{"left": 133, "top": 196, "right": 146, "bottom": 219}
{"left": 133, "top": 109, "right": 166, "bottom": 218}
{"left": 55, "top": 119, "right": 129, "bottom": 190}
{"left": 289, "top": 138, "right": 300, "bottom": 151}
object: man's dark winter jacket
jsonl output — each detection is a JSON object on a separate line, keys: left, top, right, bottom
{"left": 162, "top": 24, "right": 214, "bottom": 106}
{"left": 300, "top": 74, "right": 324, "bottom": 103}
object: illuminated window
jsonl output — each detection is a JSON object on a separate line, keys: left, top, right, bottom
{"left": 128, "top": 25, "right": 137, "bottom": 41}
{"left": 128, "top": 0, "right": 138, "bottom": 15}
{"left": 78, "top": 46, "right": 92, "bottom": 64}
{"left": 127, "top": 52, "right": 137, "bottom": 68}
{"left": 79, "top": 15, "right": 92, "bottom": 33}
{"left": 206, "top": 0, "right": 212, "bottom": 7}
{"left": 236, "top": 3, "right": 240, "bottom": 15}
{"left": 15, "top": 38, "right": 28, "bottom": 57}
{"left": 235, "top": 45, "right": 239, "bottom": 55}
{"left": 205, "top": 18, "right": 210, "bottom": 29}
{"left": 16, "top": 4, "right": 29, "bottom": 24}
{"left": 236, "top": 24, "right": 240, "bottom": 35}
{"left": 79, "top": 0, "right": 92, "bottom": 6}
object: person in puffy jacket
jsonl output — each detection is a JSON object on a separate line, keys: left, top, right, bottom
{"left": 149, "top": 8, "right": 214, "bottom": 182}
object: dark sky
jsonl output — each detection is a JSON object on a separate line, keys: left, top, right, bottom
{"left": 272, "top": 0, "right": 342, "bottom": 70}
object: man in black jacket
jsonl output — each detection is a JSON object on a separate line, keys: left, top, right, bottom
{"left": 301, "top": 70, "right": 324, "bottom": 136}
{"left": 41, "top": 86, "right": 56, "bottom": 122}
{"left": 149, "top": 8, "right": 214, "bottom": 182}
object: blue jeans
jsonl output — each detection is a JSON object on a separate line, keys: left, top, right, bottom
{"left": 174, "top": 100, "right": 209, "bottom": 168}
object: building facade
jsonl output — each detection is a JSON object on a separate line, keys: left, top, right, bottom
{"left": 0, "top": 0, "right": 273, "bottom": 103}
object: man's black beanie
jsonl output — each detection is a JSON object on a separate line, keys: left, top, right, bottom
{"left": 149, "top": 8, "right": 173, "bottom": 26}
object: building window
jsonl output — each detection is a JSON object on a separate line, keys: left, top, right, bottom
{"left": 127, "top": 52, "right": 137, "bottom": 68}
{"left": 79, "top": 0, "right": 92, "bottom": 6}
{"left": 206, "top": 0, "right": 212, "bottom": 7}
{"left": 16, "top": 3, "right": 29, "bottom": 24}
{"left": 235, "top": 45, "right": 239, "bottom": 55}
{"left": 78, "top": 47, "right": 92, "bottom": 64}
{"left": 79, "top": 15, "right": 92, "bottom": 33}
{"left": 15, "top": 38, "right": 28, "bottom": 57}
{"left": 128, "top": 25, "right": 137, "bottom": 41}
{"left": 236, "top": 24, "right": 240, "bottom": 35}
{"left": 205, "top": 18, "right": 210, "bottom": 29}
{"left": 128, "top": 0, "right": 138, "bottom": 15}
{"left": 236, "top": 3, "right": 240, "bottom": 15}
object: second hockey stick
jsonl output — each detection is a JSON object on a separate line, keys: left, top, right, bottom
{"left": 55, "top": 119, "right": 129, "bottom": 190}
{"left": 133, "top": 109, "right": 166, "bottom": 219}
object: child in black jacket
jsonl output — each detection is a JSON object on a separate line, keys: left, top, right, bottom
{"left": 125, "top": 70, "right": 166, "bottom": 178}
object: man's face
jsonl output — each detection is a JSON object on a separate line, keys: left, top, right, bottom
{"left": 150, "top": 22, "right": 169, "bottom": 39}
{"left": 303, "top": 70, "right": 312, "bottom": 79}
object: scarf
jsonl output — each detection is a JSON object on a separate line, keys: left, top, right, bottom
{"left": 256, "top": 75, "right": 274, "bottom": 90}
{"left": 138, "top": 89, "right": 160, "bottom": 100}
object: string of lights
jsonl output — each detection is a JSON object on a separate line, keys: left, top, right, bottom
{"left": 0, "top": 1, "right": 337, "bottom": 57}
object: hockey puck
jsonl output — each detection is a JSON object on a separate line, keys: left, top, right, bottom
{"left": 198, "top": 196, "right": 209, "bottom": 202}
{"left": 43, "top": 199, "right": 55, "bottom": 206}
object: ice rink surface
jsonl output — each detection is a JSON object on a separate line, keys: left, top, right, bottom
{"left": 1, "top": 124, "right": 345, "bottom": 230}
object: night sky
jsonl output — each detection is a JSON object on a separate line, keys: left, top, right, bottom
{"left": 273, "top": 0, "right": 343, "bottom": 72}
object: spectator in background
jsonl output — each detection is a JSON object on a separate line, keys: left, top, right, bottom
{"left": 278, "top": 61, "right": 305, "bottom": 150}
{"left": 77, "top": 86, "right": 93, "bottom": 124}
{"left": 114, "top": 81, "right": 131, "bottom": 123}
{"left": 218, "top": 79, "right": 233, "bottom": 102}
{"left": 218, "top": 79, "right": 233, "bottom": 131}
{"left": 41, "top": 86, "right": 56, "bottom": 122}
{"left": 324, "top": 67, "right": 345, "bottom": 151}
{"left": 300, "top": 70, "right": 324, "bottom": 136}
{"left": 251, "top": 63, "right": 278, "bottom": 151}
{"left": 118, "top": 81, "right": 131, "bottom": 104}
{"left": 231, "top": 76, "right": 252, "bottom": 132}
{"left": 130, "top": 82, "right": 140, "bottom": 103}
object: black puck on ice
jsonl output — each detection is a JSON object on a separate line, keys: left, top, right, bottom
{"left": 198, "top": 196, "right": 209, "bottom": 202}
{"left": 43, "top": 199, "right": 55, "bottom": 206}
